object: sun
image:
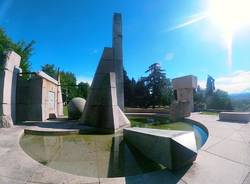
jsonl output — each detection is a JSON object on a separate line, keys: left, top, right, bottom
{"left": 208, "top": 0, "right": 250, "bottom": 69}
{"left": 170, "top": 0, "right": 250, "bottom": 70}
{"left": 209, "top": 0, "right": 250, "bottom": 33}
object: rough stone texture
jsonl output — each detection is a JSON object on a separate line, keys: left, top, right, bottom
{"left": 67, "top": 97, "right": 86, "bottom": 120}
{"left": 16, "top": 71, "right": 61, "bottom": 121}
{"left": 170, "top": 101, "right": 190, "bottom": 121}
{"left": 124, "top": 127, "right": 197, "bottom": 170}
{"left": 0, "top": 51, "right": 21, "bottom": 127}
{"left": 219, "top": 112, "right": 250, "bottom": 123}
{"left": 170, "top": 75, "right": 197, "bottom": 121}
{"left": 80, "top": 47, "right": 130, "bottom": 133}
{"left": 113, "top": 13, "right": 124, "bottom": 111}
{"left": 0, "top": 116, "right": 13, "bottom": 128}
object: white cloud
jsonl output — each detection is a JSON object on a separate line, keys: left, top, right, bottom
{"left": 215, "top": 71, "right": 250, "bottom": 94}
{"left": 198, "top": 71, "right": 250, "bottom": 94}
{"left": 165, "top": 52, "right": 175, "bottom": 61}
{"left": 76, "top": 76, "right": 93, "bottom": 85}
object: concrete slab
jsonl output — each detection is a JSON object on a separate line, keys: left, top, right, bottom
{"left": 219, "top": 112, "right": 250, "bottom": 123}
{"left": 182, "top": 150, "right": 249, "bottom": 184}
{"left": 1, "top": 113, "right": 250, "bottom": 183}
{"left": 124, "top": 128, "right": 197, "bottom": 170}
{"left": 207, "top": 138, "right": 250, "bottom": 166}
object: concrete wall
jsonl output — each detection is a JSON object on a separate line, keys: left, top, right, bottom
{"left": 42, "top": 78, "right": 58, "bottom": 120}
{"left": 0, "top": 51, "right": 21, "bottom": 127}
{"left": 16, "top": 74, "right": 59, "bottom": 121}
{"left": 16, "top": 76, "right": 43, "bottom": 121}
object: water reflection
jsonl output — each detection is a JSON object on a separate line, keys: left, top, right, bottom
{"left": 21, "top": 133, "right": 165, "bottom": 177}
{"left": 20, "top": 118, "right": 208, "bottom": 178}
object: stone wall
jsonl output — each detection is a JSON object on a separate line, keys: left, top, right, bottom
{"left": 16, "top": 72, "right": 59, "bottom": 121}
{"left": 16, "top": 76, "right": 43, "bottom": 121}
{"left": 0, "top": 51, "right": 21, "bottom": 127}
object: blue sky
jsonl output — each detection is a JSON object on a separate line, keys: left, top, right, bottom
{"left": 1, "top": 0, "right": 250, "bottom": 93}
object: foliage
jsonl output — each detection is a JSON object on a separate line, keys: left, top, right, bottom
{"left": 124, "top": 63, "right": 173, "bottom": 108}
{"left": 0, "top": 27, "right": 34, "bottom": 75}
{"left": 41, "top": 64, "right": 90, "bottom": 103}
{"left": 194, "top": 85, "right": 207, "bottom": 111}
{"left": 206, "top": 89, "right": 233, "bottom": 110}
{"left": 77, "top": 82, "right": 90, "bottom": 99}
{"left": 231, "top": 99, "right": 250, "bottom": 112}
{"left": 144, "top": 63, "right": 173, "bottom": 108}
{"left": 41, "top": 64, "right": 58, "bottom": 79}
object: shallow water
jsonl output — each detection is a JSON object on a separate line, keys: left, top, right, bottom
{"left": 20, "top": 117, "right": 208, "bottom": 178}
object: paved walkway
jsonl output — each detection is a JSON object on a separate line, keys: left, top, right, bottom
{"left": 0, "top": 113, "right": 250, "bottom": 184}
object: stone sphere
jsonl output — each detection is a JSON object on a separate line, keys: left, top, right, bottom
{"left": 67, "top": 97, "right": 86, "bottom": 120}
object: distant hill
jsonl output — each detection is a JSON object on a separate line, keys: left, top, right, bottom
{"left": 229, "top": 93, "right": 250, "bottom": 112}
{"left": 230, "top": 93, "right": 250, "bottom": 100}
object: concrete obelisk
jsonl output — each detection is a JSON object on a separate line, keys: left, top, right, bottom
{"left": 113, "top": 13, "right": 124, "bottom": 111}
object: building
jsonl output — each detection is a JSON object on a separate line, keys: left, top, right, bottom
{"left": 16, "top": 71, "right": 64, "bottom": 121}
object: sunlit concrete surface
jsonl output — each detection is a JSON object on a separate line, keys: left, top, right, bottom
{"left": 0, "top": 113, "right": 250, "bottom": 183}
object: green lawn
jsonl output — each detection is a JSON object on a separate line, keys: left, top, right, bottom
{"left": 200, "top": 111, "right": 219, "bottom": 116}
{"left": 63, "top": 106, "right": 68, "bottom": 116}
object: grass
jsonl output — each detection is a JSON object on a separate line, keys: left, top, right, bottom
{"left": 63, "top": 106, "right": 68, "bottom": 116}
{"left": 200, "top": 111, "right": 219, "bottom": 115}
{"left": 128, "top": 116, "right": 192, "bottom": 131}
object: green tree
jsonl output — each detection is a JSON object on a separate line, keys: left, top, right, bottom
{"left": 41, "top": 64, "right": 78, "bottom": 103}
{"left": 0, "top": 28, "right": 34, "bottom": 74}
{"left": 134, "top": 78, "right": 149, "bottom": 108}
{"left": 60, "top": 71, "right": 77, "bottom": 103}
{"left": 207, "top": 89, "right": 233, "bottom": 110}
{"left": 41, "top": 64, "right": 58, "bottom": 79}
{"left": 77, "top": 82, "right": 90, "bottom": 99}
{"left": 144, "top": 63, "right": 171, "bottom": 108}
{"left": 124, "top": 70, "right": 137, "bottom": 107}
{"left": 194, "top": 85, "right": 206, "bottom": 111}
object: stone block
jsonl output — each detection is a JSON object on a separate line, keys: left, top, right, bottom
{"left": 80, "top": 47, "right": 130, "bottom": 132}
{"left": 170, "top": 101, "right": 190, "bottom": 121}
{"left": 172, "top": 75, "right": 197, "bottom": 90}
{"left": 124, "top": 127, "right": 197, "bottom": 170}
{"left": 219, "top": 112, "right": 250, "bottom": 123}
{"left": 0, "top": 115, "right": 13, "bottom": 128}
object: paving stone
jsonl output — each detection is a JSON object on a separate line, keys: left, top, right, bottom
{"left": 182, "top": 150, "right": 249, "bottom": 184}
{"left": 207, "top": 138, "right": 250, "bottom": 166}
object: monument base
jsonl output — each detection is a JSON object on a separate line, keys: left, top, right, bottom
{"left": 0, "top": 115, "right": 13, "bottom": 128}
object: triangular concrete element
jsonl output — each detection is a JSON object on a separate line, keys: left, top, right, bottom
{"left": 124, "top": 127, "right": 197, "bottom": 170}
{"left": 80, "top": 48, "right": 130, "bottom": 133}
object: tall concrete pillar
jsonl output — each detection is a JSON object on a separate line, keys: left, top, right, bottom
{"left": 0, "top": 51, "right": 21, "bottom": 127}
{"left": 113, "top": 13, "right": 124, "bottom": 111}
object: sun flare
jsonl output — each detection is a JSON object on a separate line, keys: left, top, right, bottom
{"left": 208, "top": 0, "right": 250, "bottom": 69}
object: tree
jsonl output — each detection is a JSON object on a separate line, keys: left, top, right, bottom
{"left": 134, "top": 78, "right": 149, "bottom": 108}
{"left": 194, "top": 85, "right": 206, "bottom": 111}
{"left": 41, "top": 64, "right": 58, "bottom": 79}
{"left": 124, "top": 70, "right": 137, "bottom": 107}
{"left": 144, "top": 63, "right": 171, "bottom": 108}
{"left": 207, "top": 89, "right": 233, "bottom": 110}
{"left": 0, "top": 28, "right": 34, "bottom": 75}
{"left": 77, "top": 82, "right": 90, "bottom": 99}
{"left": 41, "top": 64, "right": 78, "bottom": 103}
